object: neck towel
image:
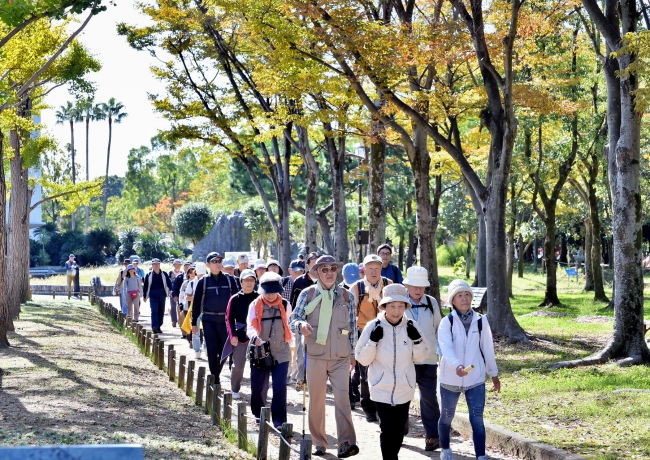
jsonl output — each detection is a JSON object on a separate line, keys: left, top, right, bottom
{"left": 304, "top": 281, "right": 335, "bottom": 345}
{"left": 364, "top": 277, "right": 385, "bottom": 302}
{"left": 250, "top": 295, "right": 292, "bottom": 343}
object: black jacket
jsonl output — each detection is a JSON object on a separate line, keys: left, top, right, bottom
{"left": 227, "top": 291, "right": 259, "bottom": 343}
{"left": 171, "top": 272, "right": 185, "bottom": 298}
{"left": 290, "top": 272, "right": 315, "bottom": 307}
{"left": 191, "top": 272, "right": 238, "bottom": 325}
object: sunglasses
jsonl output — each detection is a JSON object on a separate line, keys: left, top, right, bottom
{"left": 319, "top": 265, "right": 338, "bottom": 274}
{"left": 209, "top": 259, "right": 223, "bottom": 264}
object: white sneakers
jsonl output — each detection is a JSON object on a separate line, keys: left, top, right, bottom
{"left": 441, "top": 448, "right": 454, "bottom": 460}
{"left": 195, "top": 351, "right": 202, "bottom": 359}
{"left": 232, "top": 392, "right": 241, "bottom": 399}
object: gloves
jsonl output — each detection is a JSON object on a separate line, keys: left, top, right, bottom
{"left": 369, "top": 321, "right": 383, "bottom": 342}
{"left": 406, "top": 320, "right": 422, "bottom": 341}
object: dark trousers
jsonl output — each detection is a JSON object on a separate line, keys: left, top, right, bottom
{"left": 149, "top": 290, "right": 167, "bottom": 330}
{"left": 349, "top": 360, "right": 360, "bottom": 404}
{"left": 375, "top": 401, "right": 410, "bottom": 460}
{"left": 415, "top": 364, "right": 440, "bottom": 438}
{"left": 250, "top": 360, "right": 289, "bottom": 428}
{"left": 354, "top": 363, "right": 376, "bottom": 416}
{"left": 169, "top": 297, "right": 178, "bottom": 323}
{"left": 203, "top": 320, "right": 229, "bottom": 382}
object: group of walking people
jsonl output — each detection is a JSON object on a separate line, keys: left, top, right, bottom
{"left": 114, "top": 247, "right": 500, "bottom": 460}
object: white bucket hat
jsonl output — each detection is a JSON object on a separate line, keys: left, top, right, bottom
{"left": 378, "top": 284, "right": 411, "bottom": 309}
{"left": 403, "top": 266, "right": 430, "bottom": 287}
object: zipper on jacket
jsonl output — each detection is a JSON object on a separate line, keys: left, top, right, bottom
{"left": 390, "top": 324, "right": 397, "bottom": 405}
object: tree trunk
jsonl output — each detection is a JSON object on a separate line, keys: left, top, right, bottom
{"left": 406, "top": 180, "right": 416, "bottom": 269}
{"left": 278, "top": 136, "right": 292, "bottom": 271}
{"left": 475, "top": 209, "right": 487, "bottom": 286}
{"left": 533, "top": 236, "right": 538, "bottom": 273}
{"left": 517, "top": 235, "right": 526, "bottom": 278}
{"left": 296, "top": 126, "right": 319, "bottom": 255}
{"left": 316, "top": 213, "right": 334, "bottom": 256}
{"left": 584, "top": 217, "right": 594, "bottom": 291}
{"left": 0, "top": 129, "right": 12, "bottom": 347}
{"left": 466, "top": 230, "right": 472, "bottom": 279}
{"left": 325, "top": 131, "right": 349, "bottom": 263}
{"left": 367, "top": 132, "right": 386, "bottom": 253}
{"left": 588, "top": 183, "right": 608, "bottom": 301}
{"left": 540, "top": 213, "right": 560, "bottom": 307}
{"left": 8, "top": 124, "right": 32, "bottom": 318}
{"left": 399, "top": 203, "right": 405, "bottom": 271}
{"left": 102, "top": 117, "right": 112, "bottom": 229}
{"left": 85, "top": 116, "right": 90, "bottom": 234}
{"left": 70, "top": 119, "right": 76, "bottom": 231}
{"left": 506, "top": 183, "right": 516, "bottom": 298}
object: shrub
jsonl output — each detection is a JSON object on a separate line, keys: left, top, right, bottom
{"left": 116, "top": 227, "right": 141, "bottom": 261}
{"left": 437, "top": 242, "right": 471, "bottom": 267}
{"left": 133, "top": 233, "right": 172, "bottom": 261}
{"left": 173, "top": 202, "right": 214, "bottom": 244}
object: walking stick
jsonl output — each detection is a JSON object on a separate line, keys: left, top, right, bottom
{"left": 302, "top": 341, "right": 307, "bottom": 439}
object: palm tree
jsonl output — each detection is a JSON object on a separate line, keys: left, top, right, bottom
{"left": 76, "top": 97, "right": 105, "bottom": 233}
{"left": 55, "top": 101, "right": 82, "bottom": 230}
{"left": 98, "top": 98, "right": 128, "bottom": 229}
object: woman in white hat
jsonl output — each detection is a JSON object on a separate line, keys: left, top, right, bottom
{"left": 355, "top": 283, "right": 428, "bottom": 460}
{"left": 403, "top": 266, "right": 444, "bottom": 451}
{"left": 437, "top": 279, "right": 500, "bottom": 460}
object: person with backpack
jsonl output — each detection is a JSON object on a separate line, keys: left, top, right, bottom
{"left": 289, "top": 255, "right": 360, "bottom": 459}
{"left": 168, "top": 259, "right": 183, "bottom": 327}
{"left": 191, "top": 252, "right": 239, "bottom": 382}
{"left": 114, "top": 258, "right": 131, "bottom": 313}
{"left": 377, "top": 244, "right": 403, "bottom": 284}
{"left": 184, "top": 262, "right": 207, "bottom": 352}
{"left": 355, "top": 283, "right": 428, "bottom": 460}
{"left": 142, "top": 259, "right": 173, "bottom": 334}
{"left": 350, "top": 253, "right": 392, "bottom": 422}
{"left": 283, "top": 259, "right": 304, "bottom": 384}
{"left": 437, "top": 279, "right": 500, "bottom": 460}
{"left": 123, "top": 264, "right": 144, "bottom": 321}
{"left": 403, "top": 266, "right": 444, "bottom": 451}
{"left": 246, "top": 272, "right": 293, "bottom": 429}
{"left": 224, "top": 269, "right": 259, "bottom": 399}
{"left": 65, "top": 254, "right": 79, "bottom": 299}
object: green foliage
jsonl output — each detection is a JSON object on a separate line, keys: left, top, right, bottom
{"left": 437, "top": 242, "right": 470, "bottom": 267}
{"left": 0, "top": 1, "right": 107, "bottom": 28}
{"left": 452, "top": 256, "right": 466, "bottom": 277}
{"left": 172, "top": 202, "right": 214, "bottom": 244}
{"left": 116, "top": 227, "right": 141, "bottom": 261}
{"left": 133, "top": 233, "right": 173, "bottom": 261}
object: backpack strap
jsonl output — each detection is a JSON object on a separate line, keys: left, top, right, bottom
{"left": 448, "top": 311, "right": 485, "bottom": 364}
{"left": 381, "top": 276, "right": 390, "bottom": 286}
{"left": 305, "top": 286, "right": 317, "bottom": 305}
{"left": 355, "top": 280, "right": 365, "bottom": 316}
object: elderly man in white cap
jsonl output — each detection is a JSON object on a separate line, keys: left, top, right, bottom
{"left": 234, "top": 253, "right": 250, "bottom": 277}
{"left": 350, "top": 253, "right": 392, "bottom": 422}
{"left": 403, "top": 266, "right": 444, "bottom": 451}
{"left": 289, "top": 255, "right": 359, "bottom": 458}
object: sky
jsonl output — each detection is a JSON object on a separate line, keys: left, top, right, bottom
{"left": 40, "top": 1, "right": 170, "bottom": 180}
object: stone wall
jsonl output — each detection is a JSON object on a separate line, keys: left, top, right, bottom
{"left": 192, "top": 211, "right": 251, "bottom": 262}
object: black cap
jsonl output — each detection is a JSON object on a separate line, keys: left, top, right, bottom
{"left": 306, "top": 252, "right": 320, "bottom": 264}
{"left": 206, "top": 252, "right": 224, "bottom": 263}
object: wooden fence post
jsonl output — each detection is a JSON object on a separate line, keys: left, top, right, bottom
{"left": 169, "top": 350, "right": 176, "bottom": 382}
{"left": 178, "top": 355, "right": 186, "bottom": 389}
{"left": 195, "top": 366, "right": 206, "bottom": 406}
{"left": 299, "top": 439, "right": 312, "bottom": 460}
{"left": 278, "top": 423, "right": 293, "bottom": 460}
{"left": 205, "top": 374, "right": 214, "bottom": 415}
{"left": 152, "top": 336, "right": 159, "bottom": 365}
{"left": 257, "top": 407, "right": 271, "bottom": 460}
{"left": 237, "top": 402, "right": 248, "bottom": 450}
{"left": 223, "top": 393, "right": 232, "bottom": 429}
{"left": 145, "top": 331, "right": 152, "bottom": 357}
{"left": 158, "top": 341, "right": 164, "bottom": 371}
{"left": 185, "top": 360, "right": 195, "bottom": 397}
{"left": 212, "top": 384, "right": 221, "bottom": 426}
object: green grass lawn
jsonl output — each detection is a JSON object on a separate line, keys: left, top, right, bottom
{"left": 436, "top": 264, "right": 650, "bottom": 459}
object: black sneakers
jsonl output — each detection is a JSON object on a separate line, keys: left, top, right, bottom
{"left": 425, "top": 437, "right": 440, "bottom": 451}
{"left": 337, "top": 442, "right": 359, "bottom": 458}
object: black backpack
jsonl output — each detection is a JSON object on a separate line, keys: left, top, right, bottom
{"left": 355, "top": 277, "right": 390, "bottom": 315}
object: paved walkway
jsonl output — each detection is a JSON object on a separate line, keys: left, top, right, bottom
{"left": 37, "top": 294, "right": 522, "bottom": 460}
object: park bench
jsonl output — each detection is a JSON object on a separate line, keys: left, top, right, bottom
{"left": 565, "top": 268, "right": 579, "bottom": 284}
{"left": 0, "top": 444, "right": 143, "bottom": 460}
{"left": 470, "top": 287, "right": 487, "bottom": 314}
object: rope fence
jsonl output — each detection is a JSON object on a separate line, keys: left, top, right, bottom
{"left": 92, "top": 294, "right": 312, "bottom": 460}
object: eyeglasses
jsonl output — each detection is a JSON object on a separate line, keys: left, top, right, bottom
{"left": 319, "top": 266, "right": 338, "bottom": 274}
{"left": 378, "top": 251, "right": 391, "bottom": 256}
{"left": 210, "top": 259, "right": 223, "bottom": 264}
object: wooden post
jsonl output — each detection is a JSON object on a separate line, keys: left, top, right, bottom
{"left": 223, "top": 393, "right": 232, "bottom": 428}
{"left": 152, "top": 336, "right": 159, "bottom": 365}
{"left": 212, "top": 384, "right": 221, "bottom": 426}
{"left": 299, "top": 439, "right": 312, "bottom": 460}
{"left": 205, "top": 374, "right": 214, "bottom": 415}
{"left": 237, "top": 401, "right": 248, "bottom": 449}
{"left": 169, "top": 350, "right": 176, "bottom": 382}
{"left": 158, "top": 341, "right": 165, "bottom": 371}
{"left": 145, "top": 331, "right": 152, "bottom": 357}
{"left": 178, "top": 355, "right": 186, "bottom": 389}
{"left": 195, "top": 366, "right": 206, "bottom": 406}
{"left": 185, "top": 360, "right": 195, "bottom": 397}
{"left": 278, "top": 423, "right": 293, "bottom": 460}
{"left": 53, "top": 290, "right": 55, "bottom": 299}
{"left": 257, "top": 407, "right": 271, "bottom": 460}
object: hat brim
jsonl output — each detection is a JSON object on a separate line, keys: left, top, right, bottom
{"left": 403, "top": 277, "right": 430, "bottom": 288}
{"left": 378, "top": 295, "right": 411, "bottom": 308}
{"left": 258, "top": 284, "right": 284, "bottom": 294}
{"left": 309, "top": 262, "right": 344, "bottom": 281}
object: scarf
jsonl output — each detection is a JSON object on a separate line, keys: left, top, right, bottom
{"left": 250, "top": 295, "right": 292, "bottom": 343}
{"left": 364, "top": 277, "right": 385, "bottom": 303}
{"left": 304, "top": 281, "right": 335, "bottom": 345}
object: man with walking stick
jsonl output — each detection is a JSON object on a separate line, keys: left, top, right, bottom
{"left": 290, "top": 255, "right": 359, "bottom": 458}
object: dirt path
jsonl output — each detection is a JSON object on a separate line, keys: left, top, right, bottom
{"left": 0, "top": 299, "right": 244, "bottom": 459}
{"left": 87, "top": 294, "right": 523, "bottom": 460}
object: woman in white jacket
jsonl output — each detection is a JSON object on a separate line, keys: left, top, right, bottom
{"left": 356, "top": 283, "right": 428, "bottom": 460}
{"left": 438, "top": 279, "right": 501, "bottom": 460}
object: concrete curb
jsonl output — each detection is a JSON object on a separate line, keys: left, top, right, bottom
{"left": 452, "top": 413, "right": 585, "bottom": 460}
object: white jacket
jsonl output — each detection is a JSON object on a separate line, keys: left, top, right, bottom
{"left": 355, "top": 312, "right": 428, "bottom": 405}
{"left": 438, "top": 310, "right": 498, "bottom": 388}
{"left": 405, "top": 294, "right": 443, "bottom": 365}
